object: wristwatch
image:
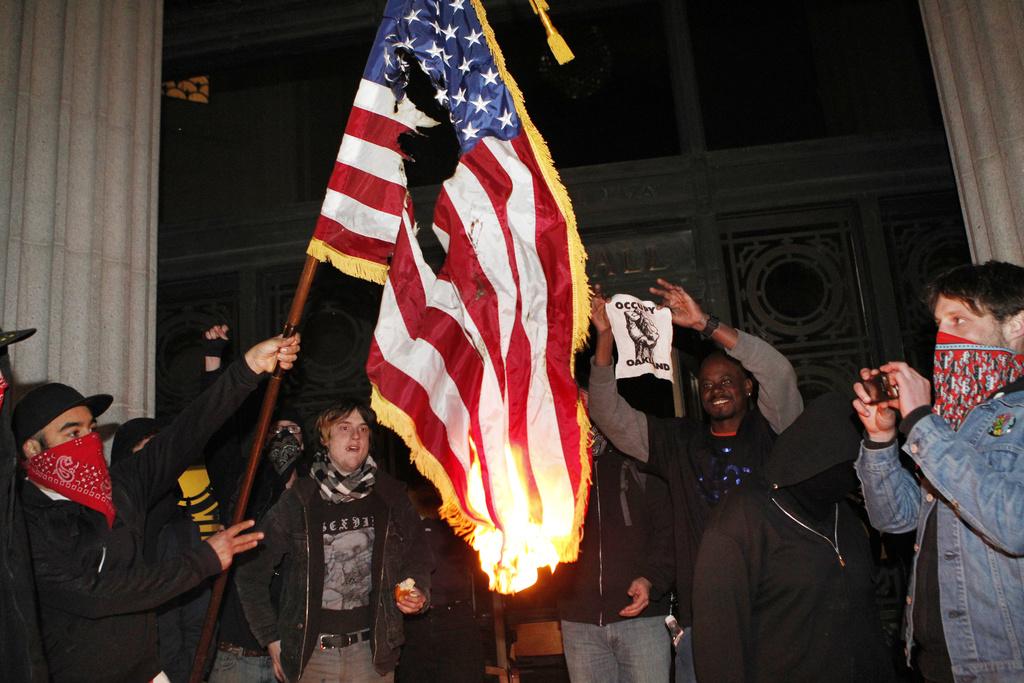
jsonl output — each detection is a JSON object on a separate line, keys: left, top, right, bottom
{"left": 699, "top": 314, "right": 720, "bottom": 339}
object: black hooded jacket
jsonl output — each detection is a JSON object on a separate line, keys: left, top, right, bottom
{"left": 692, "top": 393, "right": 895, "bottom": 683}
{"left": 557, "top": 442, "right": 675, "bottom": 625}
{"left": 0, "top": 352, "right": 48, "bottom": 683}
{"left": 19, "top": 360, "right": 262, "bottom": 683}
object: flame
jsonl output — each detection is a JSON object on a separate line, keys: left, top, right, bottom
{"left": 462, "top": 444, "right": 565, "bottom": 593}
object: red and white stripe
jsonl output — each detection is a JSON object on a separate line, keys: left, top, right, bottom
{"left": 313, "top": 80, "right": 437, "bottom": 269}
{"left": 367, "top": 134, "right": 583, "bottom": 549}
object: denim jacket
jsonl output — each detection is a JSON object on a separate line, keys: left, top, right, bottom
{"left": 855, "top": 384, "right": 1024, "bottom": 683}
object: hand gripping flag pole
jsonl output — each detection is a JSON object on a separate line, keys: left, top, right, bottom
{"left": 188, "top": 255, "right": 319, "bottom": 683}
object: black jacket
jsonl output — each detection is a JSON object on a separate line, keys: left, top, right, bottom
{"left": 19, "top": 360, "right": 263, "bottom": 683}
{"left": 692, "top": 394, "right": 895, "bottom": 683}
{"left": 557, "top": 444, "right": 674, "bottom": 625}
{"left": 154, "top": 496, "right": 211, "bottom": 683}
{"left": 0, "top": 353, "right": 48, "bottom": 683}
{"left": 235, "top": 471, "right": 434, "bottom": 681}
{"left": 646, "top": 407, "right": 777, "bottom": 625}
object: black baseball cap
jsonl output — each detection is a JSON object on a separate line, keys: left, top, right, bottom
{"left": 0, "top": 328, "right": 36, "bottom": 350}
{"left": 13, "top": 383, "right": 114, "bottom": 447}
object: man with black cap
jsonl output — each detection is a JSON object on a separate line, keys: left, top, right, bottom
{"left": 692, "top": 393, "right": 895, "bottom": 683}
{"left": 0, "top": 327, "right": 48, "bottom": 683}
{"left": 12, "top": 332, "right": 300, "bottom": 683}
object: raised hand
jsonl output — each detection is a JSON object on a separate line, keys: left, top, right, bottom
{"left": 203, "top": 324, "right": 230, "bottom": 344}
{"left": 202, "top": 324, "right": 230, "bottom": 371}
{"left": 649, "top": 278, "right": 705, "bottom": 329}
{"left": 590, "top": 284, "right": 611, "bottom": 334}
{"left": 244, "top": 333, "right": 301, "bottom": 375}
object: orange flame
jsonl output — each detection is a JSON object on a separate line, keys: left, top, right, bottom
{"left": 462, "top": 443, "right": 571, "bottom": 593}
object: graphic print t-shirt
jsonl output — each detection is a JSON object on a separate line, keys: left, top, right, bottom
{"left": 316, "top": 494, "right": 381, "bottom": 634}
{"left": 696, "top": 433, "right": 752, "bottom": 506}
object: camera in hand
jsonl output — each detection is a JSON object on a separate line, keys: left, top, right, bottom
{"left": 863, "top": 373, "right": 898, "bottom": 404}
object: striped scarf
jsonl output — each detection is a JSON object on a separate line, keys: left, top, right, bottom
{"left": 310, "top": 451, "right": 376, "bottom": 503}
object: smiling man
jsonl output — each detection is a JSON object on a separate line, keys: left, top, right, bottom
{"left": 853, "top": 260, "right": 1024, "bottom": 683}
{"left": 588, "top": 279, "right": 803, "bottom": 682}
{"left": 235, "top": 400, "right": 432, "bottom": 683}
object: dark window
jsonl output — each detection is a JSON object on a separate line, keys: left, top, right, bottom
{"left": 688, "top": 0, "right": 942, "bottom": 150}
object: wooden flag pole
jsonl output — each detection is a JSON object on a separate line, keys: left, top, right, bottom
{"left": 188, "top": 254, "right": 320, "bottom": 683}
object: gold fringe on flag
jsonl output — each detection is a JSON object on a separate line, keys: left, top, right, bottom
{"left": 307, "top": 237, "right": 389, "bottom": 285}
{"left": 371, "top": 381, "right": 594, "bottom": 569}
{"left": 370, "top": 385, "right": 482, "bottom": 539}
{"left": 472, "top": 0, "right": 589, "bottom": 356}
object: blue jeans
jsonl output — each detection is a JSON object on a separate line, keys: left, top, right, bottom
{"left": 673, "top": 627, "right": 695, "bottom": 683}
{"left": 208, "top": 648, "right": 277, "bottom": 683}
{"left": 561, "top": 617, "right": 671, "bottom": 683}
{"left": 298, "top": 640, "right": 393, "bottom": 682}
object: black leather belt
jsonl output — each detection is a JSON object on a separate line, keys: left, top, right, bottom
{"left": 318, "top": 630, "right": 371, "bottom": 650}
{"left": 217, "top": 641, "right": 266, "bottom": 658}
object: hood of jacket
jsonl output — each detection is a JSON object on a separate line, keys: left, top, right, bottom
{"left": 762, "top": 392, "right": 861, "bottom": 489}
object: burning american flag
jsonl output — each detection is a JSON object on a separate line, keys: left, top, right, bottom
{"left": 306, "top": 0, "right": 591, "bottom": 592}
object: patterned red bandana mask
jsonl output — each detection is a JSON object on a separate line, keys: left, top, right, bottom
{"left": 24, "top": 431, "right": 116, "bottom": 527}
{"left": 932, "top": 331, "right": 1024, "bottom": 431}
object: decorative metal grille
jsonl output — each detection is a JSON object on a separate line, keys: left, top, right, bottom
{"left": 719, "top": 206, "right": 877, "bottom": 399}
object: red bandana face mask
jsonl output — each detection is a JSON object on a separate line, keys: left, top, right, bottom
{"left": 24, "top": 431, "right": 116, "bottom": 527}
{"left": 0, "top": 373, "right": 8, "bottom": 413}
{"left": 932, "top": 331, "right": 1024, "bottom": 431}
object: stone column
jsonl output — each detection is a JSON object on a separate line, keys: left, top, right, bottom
{"left": 1, "top": 0, "right": 162, "bottom": 425}
{"left": 919, "top": 0, "right": 1024, "bottom": 264}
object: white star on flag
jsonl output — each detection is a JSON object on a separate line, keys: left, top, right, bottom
{"left": 470, "top": 93, "right": 491, "bottom": 113}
